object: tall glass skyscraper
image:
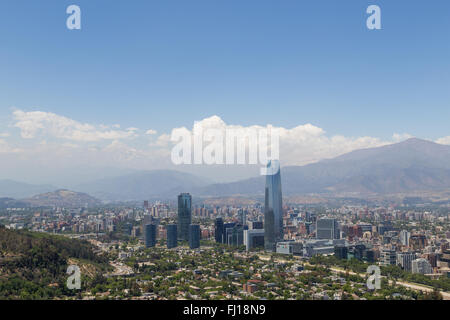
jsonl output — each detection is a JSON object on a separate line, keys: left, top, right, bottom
{"left": 264, "top": 160, "right": 283, "bottom": 251}
{"left": 177, "top": 193, "right": 192, "bottom": 241}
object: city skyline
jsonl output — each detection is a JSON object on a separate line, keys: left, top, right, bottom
{"left": 0, "top": 0, "right": 450, "bottom": 305}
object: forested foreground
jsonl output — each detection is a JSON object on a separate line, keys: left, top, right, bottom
{"left": 0, "top": 225, "right": 109, "bottom": 299}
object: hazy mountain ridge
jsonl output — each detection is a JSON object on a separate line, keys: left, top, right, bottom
{"left": 0, "top": 197, "right": 28, "bottom": 209}
{"left": 0, "top": 180, "right": 57, "bottom": 199}
{"left": 1, "top": 138, "right": 450, "bottom": 203}
{"left": 22, "top": 189, "right": 102, "bottom": 208}
{"left": 73, "top": 170, "right": 213, "bottom": 201}
{"left": 191, "top": 138, "right": 450, "bottom": 197}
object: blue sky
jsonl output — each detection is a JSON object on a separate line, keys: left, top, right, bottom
{"left": 1, "top": 0, "right": 449, "bottom": 138}
{"left": 0, "top": 1, "right": 450, "bottom": 184}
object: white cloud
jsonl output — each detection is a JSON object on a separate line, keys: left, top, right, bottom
{"left": 145, "top": 129, "right": 157, "bottom": 135}
{"left": 13, "top": 110, "right": 138, "bottom": 142}
{"left": 0, "top": 139, "right": 21, "bottom": 153}
{"left": 149, "top": 133, "right": 171, "bottom": 147}
{"left": 436, "top": 136, "right": 450, "bottom": 145}
{"left": 166, "top": 115, "right": 390, "bottom": 166}
{"left": 4, "top": 111, "right": 450, "bottom": 180}
{"left": 392, "top": 133, "right": 414, "bottom": 142}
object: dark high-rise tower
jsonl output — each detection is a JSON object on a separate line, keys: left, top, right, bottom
{"left": 189, "top": 224, "right": 200, "bottom": 249}
{"left": 264, "top": 160, "right": 283, "bottom": 251}
{"left": 177, "top": 193, "right": 192, "bottom": 241}
{"left": 144, "top": 223, "right": 157, "bottom": 248}
{"left": 166, "top": 224, "right": 178, "bottom": 249}
{"left": 215, "top": 217, "right": 224, "bottom": 243}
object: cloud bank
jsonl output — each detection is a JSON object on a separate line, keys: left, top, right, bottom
{"left": 0, "top": 109, "right": 449, "bottom": 183}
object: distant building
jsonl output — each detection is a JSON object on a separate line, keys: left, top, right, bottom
{"left": 365, "top": 249, "right": 376, "bottom": 263}
{"left": 144, "top": 224, "right": 157, "bottom": 248}
{"left": 378, "top": 223, "right": 393, "bottom": 236}
{"left": 244, "top": 229, "right": 265, "bottom": 251}
{"left": 124, "top": 222, "right": 132, "bottom": 236}
{"left": 249, "top": 221, "right": 263, "bottom": 230}
{"left": 189, "top": 224, "right": 200, "bottom": 249}
{"left": 316, "top": 218, "right": 340, "bottom": 240}
{"left": 412, "top": 258, "right": 433, "bottom": 274}
{"left": 353, "top": 244, "right": 366, "bottom": 261}
{"left": 224, "top": 224, "right": 247, "bottom": 246}
{"left": 238, "top": 209, "right": 247, "bottom": 226}
{"left": 178, "top": 193, "right": 192, "bottom": 241}
{"left": 131, "top": 226, "right": 141, "bottom": 237}
{"left": 400, "top": 230, "right": 411, "bottom": 246}
{"left": 439, "top": 249, "right": 450, "bottom": 268}
{"left": 223, "top": 222, "right": 236, "bottom": 245}
{"left": 276, "top": 242, "right": 303, "bottom": 256}
{"left": 304, "top": 239, "right": 345, "bottom": 257}
{"left": 410, "top": 234, "right": 427, "bottom": 250}
{"left": 396, "top": 252, "right": 416, "bottom": 271}
{"left": 381, "top": 249, "right": 397, "bottom": 266}
{"left": 334, "top": 245, "right": 348, "bottom": 260}
{"left": 166, "top": 224, "right": 177, "bottom": 249}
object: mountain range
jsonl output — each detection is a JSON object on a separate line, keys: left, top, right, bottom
{"left": 1, "top": 138, "right": 450, "bottom": 203}
{"left": 0, "top": 180, "right": 57, "bottom": 199}
{"left": 73, "top": 170, "right": 213, "bottom": 201}
{"left": 190, "top": 138, "right": 450, "bottom": 197}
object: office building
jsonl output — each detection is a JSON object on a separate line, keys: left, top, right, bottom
{"left": 381, "top": 249, "right": 397, "bottom": 266}
{"left": 178, "top": 193, "right": 192, "bottom": 241}
{"left": 166, "top": 224, "right": 177, "bottom": 249}
{"left": 215, "top": 217, "right": 224, "bottom": 243}
{"left": 397, "top": 252, "right": 416, "bottom": 271}
{"left": 144, "top": 223, "right": 157, "bottom": 248}
{"left": 412, "top": 258, "right": 433, "bottom": 274}
{"left": 304, "top": 239, "right": 345, "bottom": 257}
{"left": 316, "top": 218, "right": 340, "bottom": 240}
{"left": 238, "top": 209, "right": 247, "bottom": 226}
{"left": 249, "top": 221, "right": 263, "bottom": 230}
{"left": 224, "top": 222, "right": 236, "bottom": 245}
{"left": 276, "top": 242, "right": 303, "bottom": 255}
{"left": 410, "top": 234, "right": 427, "bottom": 250}
{"left": 264, "top": 160, "right": 283, "bottom": 252}
{"left": 189, "top": 224, "right": 200, "bottom": 249}
{"left": 244, "top": 229, "right": 265, "bottom": 251}
{"left": 400, "top": 230, "right": 411, "bottom": 246}
{"left": 334, "top": 245, "right": 348, "bottom": 260}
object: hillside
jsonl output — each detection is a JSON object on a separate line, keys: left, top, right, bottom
{"left": 0, "top": 198, "right": 28, "bottom": 209}
{"left": 23, "top": 189, "right": 102, "bottom": 208}
{"left": 0, "top": 226, "right": 109, "bottom": 299}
